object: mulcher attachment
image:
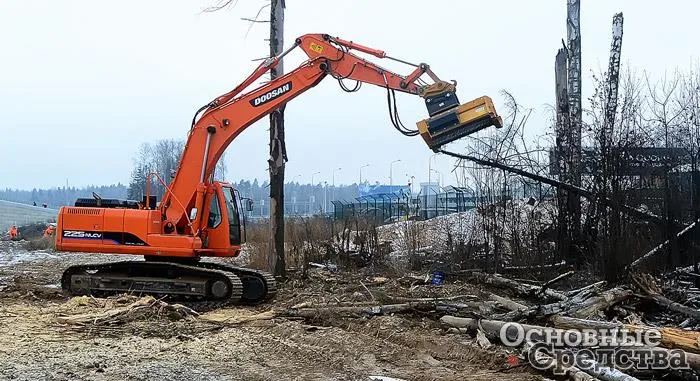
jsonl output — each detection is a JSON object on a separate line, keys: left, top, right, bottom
{"left": 417, "top": 94, "right": 503, "bottom": 151}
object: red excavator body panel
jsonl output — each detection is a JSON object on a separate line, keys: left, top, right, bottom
{"left": 55, "top": 183, "right": 243, "bottom": 258}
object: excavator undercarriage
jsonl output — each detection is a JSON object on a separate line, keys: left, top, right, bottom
{"left": 61, "top": 259, "right": 276, "bottom": 307}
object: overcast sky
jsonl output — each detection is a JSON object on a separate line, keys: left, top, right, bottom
{"left": 1, "top": 0, "right": 698, "bottom": 190}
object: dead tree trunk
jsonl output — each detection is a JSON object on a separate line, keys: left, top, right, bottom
{"left": 604, "top": 14, "right": 624, "bottom": 129}
{"left": 555, "top": 47, "right": 572, "bottom": 262}
{"left": 603, "top": 12, "right": 625, "bottom": 281}
{"left": 566, "top": 0, "right": 582, "bottom": 257}
{"left": 268, "top": 0, "right": 286, "bottom": 277}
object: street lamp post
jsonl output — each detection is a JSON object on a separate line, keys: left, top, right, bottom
{"left": 310, "top": 171, "right": 320, "bottom": 214}
{"left": 332, "top": 167, "right": 341, "bottom": 206}
{"left": 389, "top": 159, "right": 401, "bottom": 186}
{"left": 323, "top": 181, "right": 328, "bottom": 214}
{"left": 359, "top": 164, "right": 370, "bottom": 185}
{"left": 431, "top": 169, "right": 441, "bottom": 186}
{"left": 428, "top": 153, "right": 439, "bottom": 185}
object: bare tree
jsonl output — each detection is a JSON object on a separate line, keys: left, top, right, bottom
{"left": 457, "top": 92, "right": 552, "bottom": 272}
{"left": 127, "top": 139, "right": 184, "bottom": 201}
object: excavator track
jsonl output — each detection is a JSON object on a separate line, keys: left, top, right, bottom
{"left": 61, "top": 261, "right": 244, "bottom": 310}
{"left": 196, "top": 261, "right": 277, "bottom": 305}
{"left": 60, "top": 260, "right": 276, "bottom": 309}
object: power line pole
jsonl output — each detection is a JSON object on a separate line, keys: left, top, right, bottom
{"left": 268, "top": 0, "right": 286, "bottom": 278}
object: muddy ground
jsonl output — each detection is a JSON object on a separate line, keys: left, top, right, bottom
{"left": 0, "top": 239, "right": 539, "bottom": 381}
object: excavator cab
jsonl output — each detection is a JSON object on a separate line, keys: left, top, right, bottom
{"left": 204, "top": 183, "right": 245, "bottom": 251}
{"left": 416, "top": 92, "right": 503, "bottom": 151}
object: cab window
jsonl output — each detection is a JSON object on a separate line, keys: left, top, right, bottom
{"left": 208, "top": 193, "right": 222, "bottom": 228}
{"left": 224, "top": 187, "right": 242, "bottom": 245}
{"left": 224, "top": 188, "right": 240, "bottom": 226}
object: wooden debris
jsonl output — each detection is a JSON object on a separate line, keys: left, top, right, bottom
{"left": 538, "top": 270, "right": 575, "bottom": 296}
{"left": 470, "top": 271, "right": 567, "bottom": 301}
{"left": 55, "top": 296, "right": 198, "bottom": 326}
{"left": 199, "top": 310, "right": 279, "bottom": 325}
{"left": 487, "top": 292, "right": 528, "bottom": 312}
{"left": 552, "top": 315, "right": 700, "bottom": 354}
{"left": 287, "top": 299, "right": 468, "bottom": 318}
{"left": 567, "top": 287, "right": 632, "bottom": 319}
{"left": 443, "top": 315, "right": 700, "bottom": 374}
{"left": 440, "top": 316, "right": 579, "bottom": 344}
{"left": 633, "top": 273, "right": 700, "bottom": 320}
{"left": 523, "top": 342, "right": 600, "bottom": 381}
{"left": 501, "top": 261, "right": 568, "bottom": 272}
{"left": 475, "top": 327, "right": 492, "bottom": 349}
{"left": 565, "top": 281, "right": 607, "bottom": 298}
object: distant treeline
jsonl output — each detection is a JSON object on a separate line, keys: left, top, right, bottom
{"left": 2, "top": 138, "right": 361, "bottom": 212}
{"left": 1, "top": 180, "right": 359, "bottom": 212}
{"left": 0, "top": 184, "right": 129, "bottom": 209}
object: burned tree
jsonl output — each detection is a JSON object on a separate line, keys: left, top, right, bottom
{"left": 554, "top": 0, "right": 583, "bottom": 262}
{"left": 566, "top": 0, "right": 583, "bottom": 228}
{"left": 555, "top": 47, "right": 573, "bottom": 262}
{"left": 584, "top": 13, "right": 628, "bottom": 280}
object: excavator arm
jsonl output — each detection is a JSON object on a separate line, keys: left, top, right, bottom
{"left": 162, "top": 33, "right": 503, "bottom": 233}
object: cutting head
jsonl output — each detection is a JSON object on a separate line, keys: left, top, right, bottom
{"left": 417, "top": 95, "right": 503, "bottom": 151}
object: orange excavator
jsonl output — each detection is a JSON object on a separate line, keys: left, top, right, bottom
{"left": 54, "top": 34, "right": 502, "bottom": 306}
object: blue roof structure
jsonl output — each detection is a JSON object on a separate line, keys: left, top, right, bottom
{"left": 358, "top": 184, "right": 409, "bottom": 197}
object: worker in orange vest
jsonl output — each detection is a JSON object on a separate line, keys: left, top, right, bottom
{"left": 43, "top": 224, "right": 55, "bottom": 237}
{"left": 8, "top": 225, "right": 18, "bottom": 240}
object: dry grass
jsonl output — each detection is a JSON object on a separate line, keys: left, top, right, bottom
{"left": 24, "top": 236, "right": 55, "bottom": 251}
{"left": 245, "top": 216, "right": 390, "bottom": 274}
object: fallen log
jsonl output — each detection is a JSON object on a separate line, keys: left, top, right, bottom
{"left": 502, "top": 261, "right": 568, "bottom": 272}
{"left": 470, "top": 271, "right": 567, "bottom": 301}
{"left": 286, "top": 299, "right": 489, "bottom": 319}
{"left": 487, "top": 292, "right": 528, "bottom": 312}
{"left": 381, "top": 295, "right": 478, "bottom": 304}
{"left": 444, "top": 316, "right": 639, "bottom": 380}
{"left": 567, "top": 287, "right": 633, "bottom": 319}
{"left": 574, "top": 354, "right": 640, "bottom": 381}
{"left": 511, "top": 287, "right": 632, "bottom": 320}
{"left": 441, "top": 315, "right": 579, "bottom": 344}
{"left": 552, "top": 315, "right": 700, "bottom": 355}
{"left": 538, "top": 270, "right": 575, "bottom": 296}
{"left": 629, "top": 220, "right": 699, "bottom": 270}
{"left": 442, "top": 316, "right": 700, "bottom": 372}
{"left": 644, "top": 293, "right": 700, "bottom": 320}
{"left": 633, "top": 273, "right": 700, "bottom": 321}
{"left": 566, "top": 281, "right": 607, "bottom": 298}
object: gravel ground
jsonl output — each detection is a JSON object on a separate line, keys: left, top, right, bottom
{"left": 0, "top": 239, "right": 538, "bottom": 381}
